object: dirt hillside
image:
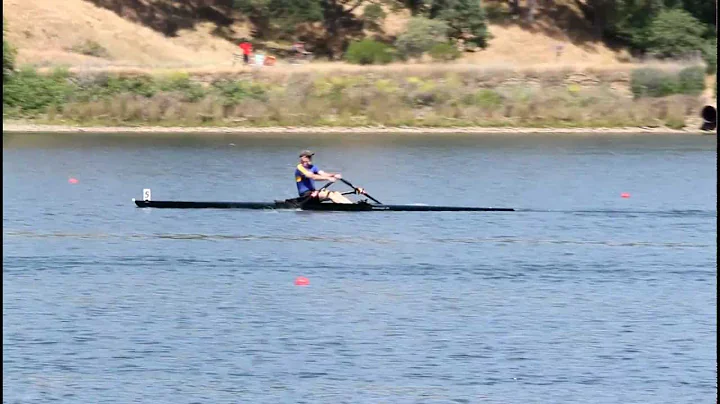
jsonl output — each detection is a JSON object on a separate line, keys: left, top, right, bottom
{"left": 3, "top": 0, "right": 245, "bottom": 67}
{"left": 3, "top": 0, "right": 631, "bottom": 69}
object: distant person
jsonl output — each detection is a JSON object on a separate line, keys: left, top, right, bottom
{"left": 239, "top": 41, "right": 253, "bottom": 64}
{"left": 295, "top": 150, "right": 358, "bottom": 204}
{"left": 291, "top": 41, "right": 308, "bottom": 63}
{"left": 292, "top": 41, "right": 304, "bottom": 54}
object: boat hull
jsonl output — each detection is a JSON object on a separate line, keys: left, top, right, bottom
{"left": 133, "top": 200, "right": 514, "bottom": 212}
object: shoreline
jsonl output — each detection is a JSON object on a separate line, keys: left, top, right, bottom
{"left": 2, "top": 122, "right": 710, "bottom": 135}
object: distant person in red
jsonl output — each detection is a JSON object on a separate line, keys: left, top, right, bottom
{"left": 239, "top": 41, "right": 252, "bottom": 64}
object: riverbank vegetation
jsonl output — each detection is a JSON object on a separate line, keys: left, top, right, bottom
{"left": 2, "top": 11, "right": 712, "bottom": 130}
{"left": 2, "top": 62, "right": 707, "bottom": 129}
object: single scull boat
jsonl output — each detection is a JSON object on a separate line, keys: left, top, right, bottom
{"left": 132, "top": 179, "right": 514, "bottom": 212}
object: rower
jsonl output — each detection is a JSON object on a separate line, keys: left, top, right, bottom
{"left": 295, "top": 150, "right": 353, "bottom": 204}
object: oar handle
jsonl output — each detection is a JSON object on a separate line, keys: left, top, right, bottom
{"left": 339, "top": 178, "right": 382, "bottom": 204}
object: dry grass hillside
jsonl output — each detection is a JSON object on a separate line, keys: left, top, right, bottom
{"left": 3, "top": 0, "right": 634, "bottom": 70}
{"left": 2, "top": 0, "right": 246, "bottom": 67}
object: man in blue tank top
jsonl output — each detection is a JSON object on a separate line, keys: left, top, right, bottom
{"left": 295, "top": 150, "right": 353, "bottom": 203}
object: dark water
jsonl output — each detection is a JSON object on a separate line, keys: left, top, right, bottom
{"left": 3, "top": 132, "right": 717, "bottom": 404}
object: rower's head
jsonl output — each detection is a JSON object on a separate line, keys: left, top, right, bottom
{"left": 299, "top": 150, "right": 314, "bottom": 166}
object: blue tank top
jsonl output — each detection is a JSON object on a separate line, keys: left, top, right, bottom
{"left": 295, "top": 164, "right": 319, "bottom": 195}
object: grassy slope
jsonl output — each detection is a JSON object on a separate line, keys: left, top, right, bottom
{"left": 4, "top": 0, "right": 627, "bottom": 69}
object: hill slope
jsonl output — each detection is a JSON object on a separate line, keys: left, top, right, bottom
{"left": 3, "top": 0, "right": 626, "bottom": 68}
{"left": 3, "top": 0, "right": 245, "bottom": 67}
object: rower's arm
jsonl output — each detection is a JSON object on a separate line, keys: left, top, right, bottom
{"left": 316, "top": 170, "right": 340, "bottom": 181}
{"left": 303, "top": 172, "right": 332, "bottom": 181}
{"left": 297, "top": 165, "right": 337, "bottom": 181}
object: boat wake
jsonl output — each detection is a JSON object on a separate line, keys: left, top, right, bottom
{"left": 3, "top": 230, "right": 713, "bottom": 249}
{"left": 515, "top": 208, "right": 716, "bottom": 218}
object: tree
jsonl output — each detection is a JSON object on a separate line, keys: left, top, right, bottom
{"left": 398, "top": 0, "right": 429, "bottom": 15}
{"left": 234, "top": 0, "right": 369, "bottom": 58}
{"left": 577, "top": 0, "right": 715, "bottom": 53}
{"left": 233, "top": 0, "right": 323, "bottom": 38}
{"left": 578, "top": 0, "right": 663, "bottom": 44}
{"left": 666, "top": 0, "right": 717, "bottom": 27}
{"left": 702, "top": 37, "right": 716, "bottom": 73}
{"left": 319, "top": 0, "right": 367, "bottom": 58}
{"left": 646, "top": 8, "right": 706, "bottom": 57}
{"left": 429, "top": 0, "right": 490, "bottom": 47}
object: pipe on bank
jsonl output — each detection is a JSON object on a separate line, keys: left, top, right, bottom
{"left": 700, "top": 105, "right": 716, "bottom": 131}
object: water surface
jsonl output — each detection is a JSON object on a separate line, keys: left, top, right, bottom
{"left": 3, "top": 132, "right": 717, "bottom": 403}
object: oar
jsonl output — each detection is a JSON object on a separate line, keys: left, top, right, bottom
{"left": 319, "top": 180, "right": 336, "bottom": 191}
{"left": 339, "top": 178, "right": 382, "bottom": 204}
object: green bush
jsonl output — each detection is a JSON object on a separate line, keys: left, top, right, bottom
{"left": 344, "top": 40, "right": 394, "bottom": 65}
{"left": 67, "top": 74, "right": 158, "bottom": 102}
{"left": 429, "top": 43, "right": 462, "bottom": 61}
{"left": 212, "top": 80, "right": 268, "bottom": 105}
{"left": 630, "top": 66, "right": 704, "bottom": 98}
{"left": 105, "top": 75, "right": 158, "bottom": 98}
{"left": 677, "top": 66, "right": 705, "bottom": 95}
{"left": 473, "top": 89, "right": 503, "bottom": 107}
{"left": 157, "top": 73, "right": 206, "bottom": 101}
{"left": 363, "top": 4, "right": 386, "bottom": 31}
{"left": 630, "top": 68, "right": 679, "bottom": 98}
{"left": 69, "top": 40, "right": 111, "bottom": 58}
{"left": 395, "top": 17, "right": 449, "bottom": 59}
{"left": 2, "top": 67, "right": 74, "bottom": 114}
{"left": 462, "top": 88, "right": 503, "bottom": 108}
{"left": 363, "top": 4, "right": 386, "bottom": 21}
{"left": 664, "top": 116, "right": 686, "bottom": 129}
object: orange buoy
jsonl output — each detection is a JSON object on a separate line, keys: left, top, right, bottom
{"left": 294, "top": 276, "right": 310, "bottom": 286}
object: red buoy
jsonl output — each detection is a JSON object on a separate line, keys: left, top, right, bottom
{"left": 621, "top": 192, "right": 630, "bottom": 198}
{"left": 68, "top": 178, "right": 79, "bottom": 184}
{"left": 294, "top": 276, "right": 310, "bottom": 286}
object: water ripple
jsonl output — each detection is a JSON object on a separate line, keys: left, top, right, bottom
{"left": 4, "top": 230, "right": 713, "bottom": 249}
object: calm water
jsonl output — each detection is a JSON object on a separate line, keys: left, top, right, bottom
{"left": 3, "top": 132, "right": 717, "bottom": 404}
